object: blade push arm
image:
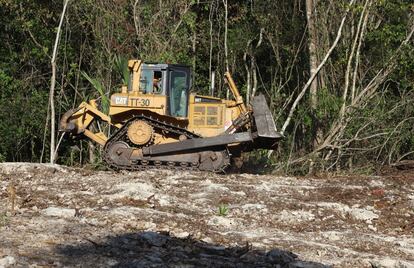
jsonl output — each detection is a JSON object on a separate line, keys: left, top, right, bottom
{"left": 59, "top": 100, "right": 121, "bottom": 146}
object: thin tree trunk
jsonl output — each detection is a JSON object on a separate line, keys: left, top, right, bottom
{"left": 251, "top": 57, "right": 257, "bottom": 98}
{"left": 306, "top": 0, "right": 324, "bottom": 156}
{"left": 341, "top": 0, "right": 369, "bottom": 120}
{"left": 223, "top": 0, "right": 229, "bottom": 99}
{"left": 49, "top": 0, "right": 70, "bottom": 164}
{"left": 351, "top": 0, "right": 371, "bottom": 102}
{"left": 208, "top": 0, "right": 214, "bottom": 83}
{"left": 333, "top": 0, "right": 370, "bottom": 169}
{"left": 210, "top": 71, "right": 215, "bottom": 96}
{"left": 192, "top": 28, "right": 197, "bottom": 80}
{"left": 40, "top": 101, "right": 50, "bottom": 163}
{"left": 88, "top": 141, "right": 95, "bottom": 164}
{"left": 244, "top": 51, "right": 251, "bottom": 104}
{"left": 306, "top": 0, "right": 318, "bottom": 109}
{"left": 223, "top": 0, "right": 229, "bottom": 73}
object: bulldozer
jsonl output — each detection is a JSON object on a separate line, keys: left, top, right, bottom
{"left": 60, "top": 60, "right": 282, "bottom": 172}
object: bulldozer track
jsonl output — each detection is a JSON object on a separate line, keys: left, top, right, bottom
{"left": 103, "top": 114, "right": 230, "bottom": 172}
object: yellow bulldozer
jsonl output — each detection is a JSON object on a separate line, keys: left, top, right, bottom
{"left": 60, "top": 60, "right": 282, "bottom": 172}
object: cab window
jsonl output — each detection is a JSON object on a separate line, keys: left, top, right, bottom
{"left": 169, "top": 70, "right": 189, "bottom": 117}
{"left": 153, "top": 71, "right": 162, "bottom": 93}
{"left": 140, "top": 69, "right": 163, "bottom": 94}
{"left": 140, "top": 69, "right": 153, "bottom": 93}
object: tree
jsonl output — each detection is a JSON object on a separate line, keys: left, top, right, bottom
{"left": 49, "top": 0, "right": 70, "bottom": 164}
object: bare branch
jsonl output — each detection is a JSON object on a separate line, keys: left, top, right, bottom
{"left": 281, "top": 0, "right": 356, "bottom": 134}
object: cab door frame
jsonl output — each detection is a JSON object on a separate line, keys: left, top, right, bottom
{"left": 167, "top": 66, "right": 191, "bottom": 118}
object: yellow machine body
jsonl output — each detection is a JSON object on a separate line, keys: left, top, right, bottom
{"left": 60, "top": 59, "right": 281, "bottom": 171}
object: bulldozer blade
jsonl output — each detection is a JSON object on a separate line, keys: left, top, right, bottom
{"left": 251, "top": 94, "right": 283, "bottom": 149}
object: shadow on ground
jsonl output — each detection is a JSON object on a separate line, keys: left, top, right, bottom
{"left": 55, "top": 231, "right": 329, "bottom": 267}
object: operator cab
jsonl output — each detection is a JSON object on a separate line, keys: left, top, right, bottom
{"left": 129, "top": 62, "right": 191, "bottom": 117}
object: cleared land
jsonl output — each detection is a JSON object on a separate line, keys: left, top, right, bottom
{"left": 0, "top": 163, "right": 413, "bottom": 267}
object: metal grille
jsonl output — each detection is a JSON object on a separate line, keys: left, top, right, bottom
{"left": 193, "top": 106, "right": 205, "bottom": 126}
{"left": 193, "top": 105, "right": 223, "bottom": 127}
{"left": 207, "top": 106, "right": 218, "bottom": 115}
{"left": 194, "top": 106, "right": 206, "bottom": 115}
{"left": 194, "top": 118, "right": 205, "bottom": 125}
{"left": 207, "top": 117, "right": 218, "bottom": 125}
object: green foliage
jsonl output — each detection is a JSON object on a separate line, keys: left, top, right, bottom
{"left": 242, "top": 150, "right": 276, "bottom": 174}
{"left": 315, "top": 87, "right": 342, "bottom": 122}
{"left": 114, "top": 55, "right": 130, "bottom": 86}
{"left": 218, "top": 204, "right": 229, "bottom": 216}
{"left": 0, "top": 0, "right": 412, "bottom": 173}
{"left": 0, "top": 212, "right": 9, "bottom": 227}
{"left": 81, "top": 72, "right": 110, "bottom": 114}
{"left": 0, "top": 70, "right": 48, "bottom": 161}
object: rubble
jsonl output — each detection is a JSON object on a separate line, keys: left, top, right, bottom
{"left": 370, "top": 258, "right": 414, "bottom": 268}
{"left": 0, "top": 163, "right": 413, "bottom": 267}
{"left": 42, "top": 207, "right": 76, "bottom": 218}
{"left": 0, "top": 256, "right": 15, "bottom": 268}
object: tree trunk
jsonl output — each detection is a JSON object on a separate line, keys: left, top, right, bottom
{"left": 223, "top": 0, "right": 229, "bottom": 73}
{"left": 306, "top": 0, "right": 324, "bottom": 155}
{"left": 192, "top": 28, "right": 197, "bottom": 81}
{"left": 306, "top": 0, "right": 318, "bottom": 109}
{"left": 88, "top": 141, "right": 96, "bottom": 164}
{"left": 244, "top": 51, "right": 251, "bottom": 104}
{"left": 223, "top": 0, "right": 230, "bottom": 99}
{"left": 49, "top": 0, "right": 70, "bottom": 164}
{"left": 251, "top": 57, "right": 257, "bottom": 99}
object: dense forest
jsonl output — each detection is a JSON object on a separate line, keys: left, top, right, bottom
{"left": 0, "top": 0, "right": 413, "bottom": 174}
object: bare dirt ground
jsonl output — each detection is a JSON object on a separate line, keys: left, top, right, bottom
{"left": 0, "top": 163, "right": 413, "bottom": 267}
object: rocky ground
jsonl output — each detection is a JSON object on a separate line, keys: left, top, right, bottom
{"left": 0, "top": 163, "right": 413, "bottom": 267}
